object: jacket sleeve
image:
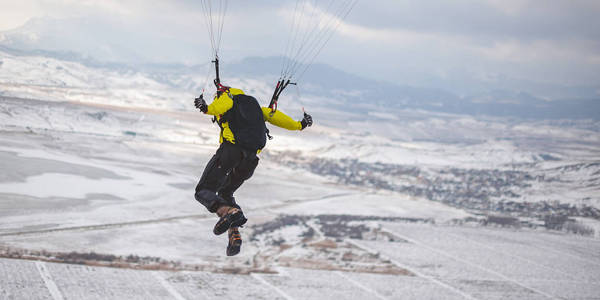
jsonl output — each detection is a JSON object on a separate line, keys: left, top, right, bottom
{"left": 205, "top": 93, "right": 233, "bottom": 116}
{"left": 261, "top": 107, "right": 302, "bottom": 130}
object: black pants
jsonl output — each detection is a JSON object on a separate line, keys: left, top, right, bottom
{"left": 194, "top": 142, "right": 259, "bottom": 213}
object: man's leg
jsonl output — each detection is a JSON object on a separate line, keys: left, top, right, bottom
{"left": 218, "top": 152, "right": 259, "bottom": 207}
{"left": 219, "top": 151, "right": 259, "bottom": 255}
{"left": 194, "top": 143, "right": 241, "bottom": 213}
{"left": 195, "top": 143, "right": 249, "bottom": 235}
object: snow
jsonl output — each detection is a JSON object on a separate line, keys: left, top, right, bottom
{"left": 165, "top": 272, "right": 286, "bottom": 300}
{"left": 339, "top": 272, "right": 466, "bottom": 300}
{"left": 46, "top": 262, "right": 173, "bottom": 300}
{"left": 255, "top": 268, "right": 375, "bottom": 300}
{"left": 270, "top": 192, "right": 471, "bottom": 223}
{"left": 0, "top": 258, "right": 52, "bottom": 300}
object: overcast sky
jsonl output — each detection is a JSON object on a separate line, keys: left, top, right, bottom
{"left": 1, "top": 0, "right": 599, "bottom": 96}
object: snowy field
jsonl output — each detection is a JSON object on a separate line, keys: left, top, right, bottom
{"left": 2, "top": 224, "right": 600, "bottom": 299}
{"left": 1, "top": 51, "right": 600, "bottom": 299}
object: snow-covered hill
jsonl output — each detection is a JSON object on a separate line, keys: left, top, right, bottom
{"left": 3, "top": 47, "right": 600, "bottom": 120}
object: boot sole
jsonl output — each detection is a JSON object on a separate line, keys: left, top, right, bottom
{"left": 227, "top": 240, "right": 242, "bottom": 256}
{"left": 213, "top": 211, "right": 247, "bottom": 235}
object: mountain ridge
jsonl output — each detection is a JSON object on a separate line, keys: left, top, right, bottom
{"left": 1, "top": 46, "right": 598, "bottom": 120}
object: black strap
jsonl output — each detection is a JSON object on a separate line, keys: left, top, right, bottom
{"left": 212, "top": 56, "right": 221, "bottom": 88}
{"left": 269, "top": 79, "right": 295, "bottom": 112}
{"left": 266, "top": 128, "right": 273, "bottom": 140}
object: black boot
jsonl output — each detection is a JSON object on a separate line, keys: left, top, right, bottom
{"left": 227, "top": 228, "right": 242, "bottom": 256}
{"left": 213, "top": 210, "right": 247, "bottom": 235}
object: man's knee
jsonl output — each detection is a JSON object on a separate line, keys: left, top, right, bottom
{"left": 218, "top": 191, "right": 241, "bottom": 210}
{"left": 194, "top": 189, "right": 225, "bottom": 213}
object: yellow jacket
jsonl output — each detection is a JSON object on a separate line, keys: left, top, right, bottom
{"left": 204, "top": 88, "right": 303, "bottom": 145}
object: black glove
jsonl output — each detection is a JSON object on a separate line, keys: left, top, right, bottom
{"left": 300, "top": 112, "right": 313, "bottom": 130}
{"left": 194, "top": 94, "right": 207, "bottom": 113}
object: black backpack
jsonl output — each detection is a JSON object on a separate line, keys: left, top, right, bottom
{"left": 222, "top": 94, "right": 268, "bottom": 151}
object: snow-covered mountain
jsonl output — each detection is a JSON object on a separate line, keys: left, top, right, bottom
{"left": 2, "top": 44, "right": 598, "bottom": 121}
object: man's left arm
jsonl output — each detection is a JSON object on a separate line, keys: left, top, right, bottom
{"left": 261, "top": 107, "right": 312, "bottom": 130}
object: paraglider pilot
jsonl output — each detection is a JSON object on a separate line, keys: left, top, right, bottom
{"left": 193, "top": 86, "right": 312, "bottom": 256}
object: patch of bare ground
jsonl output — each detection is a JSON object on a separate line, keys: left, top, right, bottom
{"left": 249, "top": 215, "right": 419, "bottom": 275}
{"left": 276, "top": 238, "right": 413, "bottom": 275}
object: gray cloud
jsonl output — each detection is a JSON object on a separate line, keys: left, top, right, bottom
{"left": 346, "top": 0, "right": 600, "bottom": 42}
